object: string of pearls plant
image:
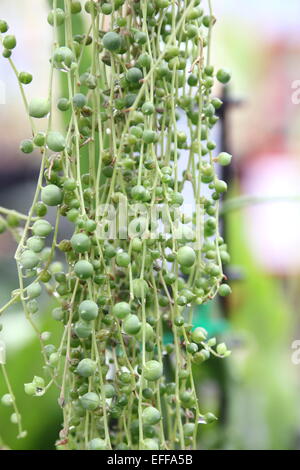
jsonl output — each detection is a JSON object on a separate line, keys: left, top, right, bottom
{"left": 0, "top": 0, "right": 232, "bottom": 450}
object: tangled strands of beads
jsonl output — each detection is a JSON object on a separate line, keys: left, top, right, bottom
{"left": 0, "top": 0, "right": 232, "bottom": 450}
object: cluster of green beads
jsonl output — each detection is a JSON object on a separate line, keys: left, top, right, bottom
{"left": 0, "top": 0, "right": 232, "bottom": 450}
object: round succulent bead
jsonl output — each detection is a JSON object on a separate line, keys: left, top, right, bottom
{"left": 71, "top": 233, "right": 91, "bottom": 253}
{"left": 26, "top": 236, "right": 44, "bottom": 253}
{"left": 78, "top": 300, "right": 98, "bottom": 321}
{"left": 57, "top": 98, "right": 70, "bottom": 111}
{"left": 212, "top": 97, "right": 223, "bottom": 110}
{"left": 218, "top": 284, "right": 232, "bottom": 297}
{"left": 144, "top": 360, "right": 163, "bottom": 381}
{"left": 137, "top": 53, "right": 151, "bottom": 69}
{"left": 49, "top": 352, "right": 59, "bottom": 365}
{"left": 24, "top": 383, "right": 36, "bottom": 396}
{"left": 20, "top": 139, "right": 34, "bottom": 154}
{"left": 142, "top": 406, "right": 161, "bottom": 425}
{"left": 46, "top": 131, "right": 66, "bottom": 152}
{"left": 71, "top": 1, "right": 82, "bottom": 14}
{"left": 103, "top": 384, "right": 115, "bottom": 398}
{"left": 132, "top": 279, "right": 149, "bottom": 298}
{"left": 20, "top": 250, "right": 39, "bottom": 269}
{"left": 102, "top": 32, "right": 121, "bottom": 51}
{"left": 137, "top": 323, "right": 154, "bottom": 342}
{"left": 84, "top": 219, "right": 96, "bottom": 232}
{"left": 74, "top": 260, "right": 94, "bottom": 280}
{"left": 216, "top": 68, "right": 231, "bottom": 84}
{"left": 73, "top": 93, "right": 87, "bottom": 109}
{"left": 2, "top": 49, "right": 12, "bottom": 59}
{"left": 177, "top": 246, "right": 196, "bottom": 267}
{"left": 123, "top": 314, "right": 141, "bottom": 335}
{"left": 170, "top": 192, "right": 184, "bottom": 206}
{"left": 112, "top": 302, "right": 131, "bottom": 319}
{"left": 3, "top": 35, "right": 16, "bottom": 50}
{"left": 76, "top": 358, "right": 97, "bottom": 377}
{"left": 126, "top": 67, "right": 143, "bottom": 83}
{"left": 204, "top": 412, "right": 217, "bottom": 423}
{"left": 141, "top": 101, "right": 155, "bottom": 115}
{"left": 216, "top": 343, "right": 228, "bottom": 356}
{"left": 183, "top": 422, "right": 195, "bottom": 437}
{"left": 131, "top": 238, "right": 143, "bottom": 252}
{"left": 101, "top": 3, "right": 113, "bottom": 15}
{"left": 131, "top": 185, "right": 147, "bottom": 201}
{"left": 142, "top": 130, "right": 156, "bottom": 144}
{"left": 215, "top": 179, "right": 227, "bottom": 193}
{"left": 116, "top": 252, "right": 130, "bottom": 267}
{"left": 187, "top": 343, "right": 198, "bottom": 355}
{"left": 191, "top": 327, "right": 208, "bottom": 344}
{"left": 53, "top": 46, "right": 75, "bottom": 68}
{"left": 32, "top": 220, "right": 53, "bottom": 237}
{"left": 187, "top": 74, "right": 198, "bottom": 87}
{"left": 41, "top": 185, "right": 63, "bottom": 206}
{"left": 80, "top": 392, "right": 99, "bottom": 411}
{"left": 142, "top": 388, "right": 154, "bottom": 400}
{"left": 27, "top": 300, "right": 38, "bottom": 314}
{"left": 74, "top": 320, "right": 93, "bottom": 339}
{"left": 19, "top": 72, "right": 33, "bottom": 85}
{"left": 0, "top": 20, "right": 9, "bottom": 34}
{"left": 63, "top": 178, "right": 76, "bottom": 191}
{"left": 52, "top": 307, "right": 64, "bottom": 321}
{"left": 33, "top": 133, "right": 46, "bottom": 147}
{"left": 218, "top": 152, "right": 232, "bottom": 166}
{"left": 134, "top": 31, "right": 147, "bottom": 45}
{"left": 47, "top": 8, "right": 65, "bottom": 26}
{"left": 27, "top": 283, "right": 42, "bottom": 299}
{"left": 29, "top": 98, "right": 50, "bottom": 118}
{"left": 1, "top": 394, "right": 13, "bottom": 406}
{"left": 41, "top": 248, "right": 52, "bottom": 262}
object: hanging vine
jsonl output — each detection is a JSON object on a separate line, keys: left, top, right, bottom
{"left": 0, "top": 0, "right": 232, "bottom": 450}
